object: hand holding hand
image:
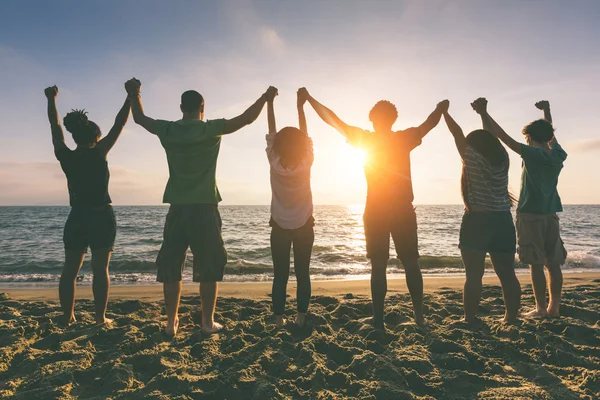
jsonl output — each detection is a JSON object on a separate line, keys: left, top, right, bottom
{"left": 297, "top": 87, "right": 309, "bottom": 107}
{"left": 44, "top": 85, "right": 58, "bottom": 99}
{"left": 471, "top": 97, "right": 488, "bottom": 114}
{"left": 265, "top": 86, "right": 278, "bottom": 102}
{"left": 437, "top": 99, "right": 450, "bottom": 113}
{"left": 125, "top": 78, "right": 141, "bottom": 95}
{"left": 535, "top": 100, "right": 550, "bottom": 110}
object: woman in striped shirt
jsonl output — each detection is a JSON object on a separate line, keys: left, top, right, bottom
{"left": 442, "top": 101, "right": 521, "bottom": 324}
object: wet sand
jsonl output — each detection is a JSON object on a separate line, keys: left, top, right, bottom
{"left": 1, "top": 273, "right": 599, "bottom": 399}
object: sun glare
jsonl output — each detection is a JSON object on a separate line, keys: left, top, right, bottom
{"left": 339, "top": 145, "right": 367, "bottom": 166}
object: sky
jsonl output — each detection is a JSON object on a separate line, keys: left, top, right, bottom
{"left": 0, "top": 0, "right": 599, "bottom": 205}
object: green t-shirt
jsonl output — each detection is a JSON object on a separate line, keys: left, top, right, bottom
{"left": 517, "top": 141, "right": 567, "bottom": 214}
{"left": 149, "top": 118, "right": 226, "bottom": 204}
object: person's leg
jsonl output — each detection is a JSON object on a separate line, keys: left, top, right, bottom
{"left": 392, "top": 205, "right": 425, "bottom": 327}
{"left": 400, "top": 256, "right": 425, "bottom": 326}
{"left": 460, "top": 249, "right": 486, "bottom": 323}
{"left": 155, "top": 205, "right": 188, "bottom": 337}
{"left": 59, "top": 250, "right": 86, "bottom": 324}
{"left": 489, "top": 252, "right": 521, "bottom": 323}
{"left": 270, "top": 226, "right": 292, "bottom": 327}
{"left": 525, "top": 264, "right": 548, "bottom": 317}
{"left": 200, "top": 281, "right": 221, "bottom": 333}
{"left": 292, "top": 225, "right": 314, "bottom": 327}
{"left": 545, "top": 264, "right": 563, "bottom": 317}
{"left": 370, "top": 257, "right": 388, "bottom": 329}
{"left": 90, "top": 248, "right": 113, "bottom": 324}
{"left": 163, "top": 281, "right": 181, "bottom": 336}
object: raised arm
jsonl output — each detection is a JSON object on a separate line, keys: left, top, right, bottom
{"left": 223, "top": 86, "right": 277, "bottom": 135}
{"left": 125, "top": 78, "right": 161, "bottom": 135}
{"left": 44, "top": 86, "right": 68, "bottom": 155}
{"left": 97, "top": 97, "right": 131, "bottom": 155}
{"left": 301, "top": 88, "right": 357, "bottom": 138}
{"left": 267, "top": 88, "right": 277, "bottom": 134}
{"left": 535, "top": 100, "right": 552, "bottom": 124}
{"left": 472, "top": 97, "right": 522, "bottom": 155}
{"left": 414, "top": 100, "right": 448, "bottom": 140}
{"left": 297, "top": 88, "right": 308, "bottom": 134}
{"left": 442, "top": 106, "right": 466, "bottom": 157}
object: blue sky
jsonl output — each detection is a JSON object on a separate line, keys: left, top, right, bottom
{"left": 1, "top": 0, "right": 599, "bottom": 205}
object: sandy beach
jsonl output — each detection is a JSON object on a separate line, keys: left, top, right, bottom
{"left": 1, "top": 272, "right": 600, "bottom": 399}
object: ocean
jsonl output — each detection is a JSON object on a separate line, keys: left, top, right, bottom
{"left": 0, "top": 205, "right": 598, "bottom": 285}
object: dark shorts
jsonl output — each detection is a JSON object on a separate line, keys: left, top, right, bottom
{"left": 63, "top": 205, "right": 116, "bottom": 253}
{"left": 363, "top": 203, "right": 419, "bottom": 261}
{"left": 459, "top": 211, "right": 516, "bottom": 255}
{"left": 156, "top": 204, "right": 227, "bottom": 283}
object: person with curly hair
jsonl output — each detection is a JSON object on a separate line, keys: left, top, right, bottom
{"left": 301, "top": 88, "right": 448, "bottom": 329}
{"left": 44, "top": 85, "right": 130, "bottom": 325}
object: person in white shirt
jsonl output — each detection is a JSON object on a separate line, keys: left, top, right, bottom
{"left": 266, "top": 88, "right": 315, "bottom": 328}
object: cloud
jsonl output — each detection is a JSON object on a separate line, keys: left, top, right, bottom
{"left": 0, "top": 162, "right": 166, "bottom": 205}
{"left": 260, "top": 27, "right": 285, "bottom": 53}
{"left": 569, "top": 139, "right": 600, "bottom": 153}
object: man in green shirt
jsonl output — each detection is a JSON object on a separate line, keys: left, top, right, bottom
{"left": 472, "top": 97, "right": 567, "bottom": 319}
{"left": 125, "top": 78, "right": 277, "bottom": 336}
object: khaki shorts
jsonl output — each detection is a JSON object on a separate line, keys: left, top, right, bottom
{"left": 516, "top": 213, "right": 567, "bottom": 266}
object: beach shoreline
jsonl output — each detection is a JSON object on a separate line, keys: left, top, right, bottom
{"left": 3, "top": 271, "right": 599, "bottom": 302}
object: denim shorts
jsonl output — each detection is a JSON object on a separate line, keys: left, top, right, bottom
{"left": 459, "top": 211, "right": 516, "bottom": 255}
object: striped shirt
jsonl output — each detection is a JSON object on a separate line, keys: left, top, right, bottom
{"left": 462, "top": 145, "right": 511, "bottom": 212}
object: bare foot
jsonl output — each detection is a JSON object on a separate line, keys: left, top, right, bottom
{"left": 359, "top": 317, "right": 385, "bottom": 330}
{"left": 414, "top": 315, "right": 428, "bottom": 328}
{"left": 203, "top": 321, "right": 223, "bottom": 335}
{"left": 59, "top": 314, "right": 76, "bottom": 326}
{"left": 275, "top": 315, "right": 286, "bottom": 328}
{"left": 523, "top": 308, "right": 548, "bottom": 318}
{"left": 463, "top": 316, "right": 482, "bottom": 326}
{"left": 164, "top": 318, "right": 179, "bottom": 337}
{"left": 96, "top": 317, "right": 114, "bottom": 325}
{"left": 295, "top": 313, "right": 306, "bottom": 328}
{"left": 547, "top": 306, "right": 560, "bottom": 318}
{"left": 502, "top": 314, "right": 518, "bottom": 324}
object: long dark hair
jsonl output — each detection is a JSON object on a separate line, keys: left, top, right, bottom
{"left": 63, "top": 109, "right": 101, "bottom": 147}
{"left": 273, "top": 126, "right": 310, "bottom": 169}
{"left": 461, "top": 129, "right": 516, "bottom": 211}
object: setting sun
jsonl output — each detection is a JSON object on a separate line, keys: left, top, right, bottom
{"left": 339, "top": 145, "right": 368, "bottom": 166}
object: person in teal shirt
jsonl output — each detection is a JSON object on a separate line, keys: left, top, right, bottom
{"left": 472, "top": 97, "right": 567, "bottom": 319}
{"left": 125, "top": 77, "right": 278, "bottom": 337}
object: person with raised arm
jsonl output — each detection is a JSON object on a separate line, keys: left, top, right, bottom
{"left": 441, "top": 102, "right": 521, "bottom": 324}
{"left": 471, "top": 97, "right": 567, "bottom": 318}
{"left": 125, "top": 77, "right": 277, "bottom": 336}
{"left": 44, "top": 85, "right": 130, "bottom": 325}
{"left": 301, "top": 87, "right": 448, "bottom": 329}
{"left": 266, "top": 88, "right": 315, "bottom": 328}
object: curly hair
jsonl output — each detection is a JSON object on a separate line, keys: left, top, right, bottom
{"left": 522, "top": 119, "right": 554, "bottom": 143}
{"left": 369, "top": 100, "right": 398, "bottom": 127}
{"left": 63, "top": 109, "right": 101, "bottom": 146}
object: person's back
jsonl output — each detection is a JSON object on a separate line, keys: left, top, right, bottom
{"left": 153, "top": 119, "right": 225, "bottom": 204}
{"left": 44, "top": 86, "right": 131, "bottom": 326}
{"left": 518, "top": 139, "right": 567, "bottom": 214}
{"left": 126, "top": 79, "right": 277, "bottom": 336}
{"left": 356, "top": 128, "right": 421, "bottom": 208}
{"left": 471, "top": 98, "right": 567, "bottom": 319}
{"left": 265, "top": 90, "right": 315, "bottom": 328}
{"left": 58, "top": 146, "right": 111, "bottom": 206}
{"left": 302, "top": 90, "right": 448, "bottom": 328}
